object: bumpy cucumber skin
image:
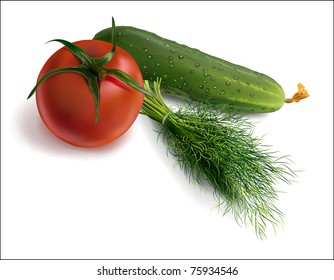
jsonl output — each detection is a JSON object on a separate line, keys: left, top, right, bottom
{"left": 94, "top": 26, "right": 285, "bottom": 113}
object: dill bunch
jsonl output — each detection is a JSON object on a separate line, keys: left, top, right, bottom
{"left": 141, "top": 78, "right": 296, "bottom": 239}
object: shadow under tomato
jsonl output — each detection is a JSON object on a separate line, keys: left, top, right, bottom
{"left": 16, "top": 101, "right": 135, "bottom": 158}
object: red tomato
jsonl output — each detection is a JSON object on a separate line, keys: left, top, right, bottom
{"left": 35, "top": 40, "right": 144, "bottom": 147}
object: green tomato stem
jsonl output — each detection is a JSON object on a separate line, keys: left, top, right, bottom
{"left": 91, "top": 65, "right": 107, "bottom": 80}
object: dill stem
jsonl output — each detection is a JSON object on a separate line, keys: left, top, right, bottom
{"left": 141, "top": 94, "right": 171, "bottom": 124}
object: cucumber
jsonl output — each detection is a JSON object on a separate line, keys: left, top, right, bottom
{"left": 94, "top": 26, "right": 285, "bottom": 113}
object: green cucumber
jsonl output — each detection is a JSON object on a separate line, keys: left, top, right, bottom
{"left": 94, "top": 26, "right": 286, "bottom": 113}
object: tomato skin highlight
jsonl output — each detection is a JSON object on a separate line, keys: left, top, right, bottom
{"left": 35, "top": 40, "right": 144, "bottom": 147}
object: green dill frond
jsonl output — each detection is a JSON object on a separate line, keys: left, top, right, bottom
{"left": 141, "top": 79, "right": 296, "bottom": 239}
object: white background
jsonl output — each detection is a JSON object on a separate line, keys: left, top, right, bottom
{"left": 1, "top": 0, "right": 333, "bottom": 279}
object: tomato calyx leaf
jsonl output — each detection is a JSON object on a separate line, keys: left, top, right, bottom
{"left": 91, "top": 18, "right": 117, "bottom": 66}
{"left": 27, "top": 65, "right": 101, "bottom": 123}
{"left": 104, "top": 68, "right": 148, "bottom": 95}
{"left": 47, "top": 39, "right": 93, "bottom": 66}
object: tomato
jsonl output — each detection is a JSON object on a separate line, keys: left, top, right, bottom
{"left": 35, "top": 40, "right": 144, "bottom": 147}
